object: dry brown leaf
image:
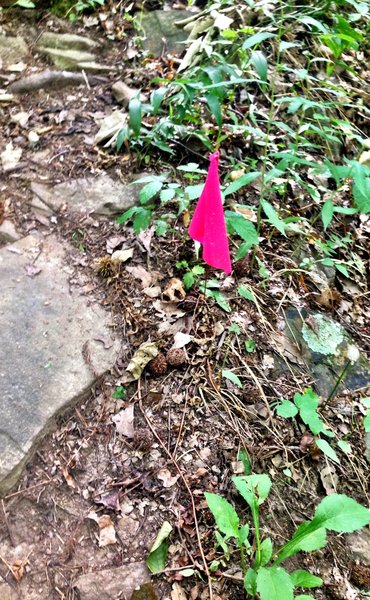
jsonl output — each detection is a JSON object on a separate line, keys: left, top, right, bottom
{"left": 124, "top": 341, "right": 159, "bottom": 381}
{"left": 112, "top": 405, "right": 135, "bottom": 438}
{"left": 61, "top": 465, "right": 76, "bottom": 489}
{"left": 88, "top": 513, "right": 117, "bottom": 547}
{"left": 171, "top": 583, "right": 187, "bottom": 600}
{"left": 320, "top": 464, "right": 338, "bottom": 495}
{"left": 163, "top": 278, "right": 186, "bottom": 302}
{"left": 126, "top": 264, "right": 152, "bottom": 288}
{"left": 157, "top": 468, "right": 179, "bottom": 488}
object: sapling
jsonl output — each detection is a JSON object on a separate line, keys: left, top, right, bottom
{"left": 205, "top": 474, "right": 370, "bottom": 599}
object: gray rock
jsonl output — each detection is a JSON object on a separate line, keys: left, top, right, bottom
{"left": 112, "top": 81, "right": 141, "bottom": 107}
{"left": 39, "top": 48, "right": 97, "bottom": 70}
{"left": 0, "top": 219, "right": 21, "bottom": 245}
{"left": 31, "top": 173, "right": 145, "bottom": 216}
{"left": 75, "top": 562, "right": 150, "bottom": 600}
{"left": 347, "top": 529, "right": 370, "bottom": 566}
{"left": 283, "top": 307, "right": 370, "bottom": 398}
{"left": 0, "top": 234, "right": 119, "bottom": 494}
{"left": 36, "top": 32, "right": 98, "bottom": 52}
{"left": 9, "top": 70, "right": 108, "bottom": 94}
{"left": 0, "top": 34, "right": 28, "bottom": 67}
{"left": 141, "top": 10, "right": 190, "bottom": 56}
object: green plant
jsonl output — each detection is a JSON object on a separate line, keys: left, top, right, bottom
{"left": 361, "top": 397, "right": 370, "bottom": 432}
{"left": 205, "top": 475, "right": 370, "bottom": 599}
{"left": 275, "top": 388, "right": 354, "bottom": 463}
{"left": 176, "top": 260, "right": 205, "bottom": 291}
{"left": 112, "top": 385, "right": 126, "bottom": 399}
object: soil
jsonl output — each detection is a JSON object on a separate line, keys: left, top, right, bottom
{"left": 0, "top": 4, "right": 369, "bottom": 600}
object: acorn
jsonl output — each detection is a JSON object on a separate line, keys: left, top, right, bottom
{"left": 166, "top": 348, "right": 187, "bottom": 367}
{"left": 148, "top": 353, "right": 168, "bottom": 376}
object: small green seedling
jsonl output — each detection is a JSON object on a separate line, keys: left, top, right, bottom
{"left": 112, "top": 385, "right": 126, "bottom": 399}
{"left": 205, "top": 475, "right": 370, "bottom": 599}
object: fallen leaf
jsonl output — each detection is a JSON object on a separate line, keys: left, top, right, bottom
{"left": 126, "top": 264, "right": 152, "bottom": 288}
{"left": 171, "top": 582, "right": 187, "bottom": 600}
{"left": 111, "top": 248, "right": 134, "bottom": 263}
{"left": 1, "top": 141, "right": 23, "bottom": 172}
{"left": 157, "top": 468, "right": 179, "bottom": 488}
{"left": 146, "top": 521, "right": 173, "bottom": 573}
{"left": 125, "top": 341, "right": 159, "bottom": 381}
{"left": 61, "top": 465, "right": 76, "bottom": 489}
{"left": 94, "top": 490, "right": 120, "bottom": 511}
{"left": 320, "top": 464, "right": 338, "bottom": 495}
{"left": 172, "top": 332, "right": 192, "bottom": 349}
{"left": 88, "top": 513, "right": 117, "bottom": 547}
{"left": 138, "top": 226, "right": 154, "bottom": 254}
{"left": 143, "top": 286, "right": 161, "bottom": 298}
{"left": 106, "top": 235, "right": 127, "bottom": 254}
{"left": 112, "top": 405, "right": 135, "bottom": 438}
{"left": 94, "top": 111, "right": 127, "bottom": 146}
{"left": 11, "top": 558, "right": 28, "bottom": 582}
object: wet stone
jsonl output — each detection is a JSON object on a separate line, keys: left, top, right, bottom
{"left": 0, "top": 234, "right": 119, "bottom": 494}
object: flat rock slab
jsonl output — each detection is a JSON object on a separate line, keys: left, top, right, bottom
{"left": 0, "top": 234, "right": 119, "bottom": 494}
{"left": 31, "top": 173, "right": 143, "bottom": 216}
{"left": 75, "top": 562, "right": 150, "bottom": 600}
{"left": 36, "top": 32, "right": 99, "bottom": 52}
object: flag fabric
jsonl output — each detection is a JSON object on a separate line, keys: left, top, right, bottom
{"left": 188, "top": 151, "right": 232, "bottom": 274}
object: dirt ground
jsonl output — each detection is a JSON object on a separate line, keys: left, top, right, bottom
{"left": 0, "top": 4, "right": 369, "bottom": 600}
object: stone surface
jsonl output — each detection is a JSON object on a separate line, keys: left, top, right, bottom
{"left": 36, "top": 32, "right": 98, "bottom": 52}
{"left": 365, "top": 432, "right": 370, "bottom": 464}
{"left": 0, "top": 34, "right": 28, "bottom": 67}
{"left": 0, "top": 582, "right": 18, "bottom": 600}
{"left": 31, "top": 173, "right": 145, "bottom": 216}
{"left": 0, "top": 219, "right": 21, "bottom": 245}
{"left": 141, "top": 10, "right": 190, "bottom": 56}
{"left": 347, "top": 529, "right": 370, "bottom": 566}
{"left": 75, "top": 562, "right": 150, "bottom": 600}
{"left": 0, "top": 234, "right": 119, "bottom": 494}
{"left": 284, "top": 307, "right": 370, "bottom": 397}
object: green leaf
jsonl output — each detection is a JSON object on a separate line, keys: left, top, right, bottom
{"left": 238, "top": 523, "right": 250, "bottom": 546}
{"left": 276, "top": 400, "right": 298, "bottom": 419}
{"left": 337, "top": 440, "right": 352, "bottom": 454}
{"left": 205, "top": 93, "right": 222, "bottom": 128}
{"left": 112, "top": 386, "right": 126, "bottom": 399}
{"left": 116, "top": 206, "right": 139, "bottom": 225}
{"left": 186, "top": 184, "right": 204, "bottom": 200}
{"left": 150, "top": 87, "right": 167, "bottom": 115}
{"left": 222, "top": 369, "right": 243, "bottom": 389}
{"left": 15, "top": 0, "right": 35, "bottom": 6}
{"left": 315, "top": 439, "right": 340, "bottom": 464}
{"left": 204, "top": 492, "right": 240, "bottom": 539}
{"left": 160, "top": 187, "right": 176, "bottom": 203}
{"left": 238, "top": 284, "right": 256, "bottom": 303}
{"left": 244, "top": 339, "right": 256, "bottom": 353}
{"left": 243, "top": 31, "right": 276, "bottom": 50}
{"left": 232, "top": 474, "right": 272, "bottom": 508}
{"left": 261, "top": 200, "right": 286, "bottom": 236}
{"left": 129, "top": 97, "right": 142, "bottom": 139}
{"left": 251, "top": 50, "right": 268, "bottom": 84}
{"left": 133, "top": 208, "right": 152, "bottom": 234}
{"left": 335, "top": 263, "right": 350, "bottom": 277}
{"left": 364, "top": 412, "right": 370, "bottom": 432}
{"left": 312, "top": 494, "right": 370, "bottom": 532}
{"left": 290, "top": 569, "right": 323, "bottom": 588}
{"left": 244, "top": 568, "right": 257, "bottom": 596}
{"left": 321, "top": 200, "right": 334, "bottom": 230}
{"left": 139, "top": 179, "right": 163, "bottom": 204}
{"left": 260, "top": 537, "right": 273, "bottom": 566}
{"left": 215, "top": 531, "right": 230, "bottom": 557}
{"left": 352, "top": 163, "right": 370, "bottom": 213}
{"left": 223, "top": 172, "right": 261, "bottom": 196}
{"left": 226, "top": 213, "right": 259, "bottom": 246}
{"left": 299, "top": 15, "right": 328, "bottom": 33}
{"left": 256, "top": 566, "right": 294, "bottom": 600}
{"left": 146, "top": 521, "right": 173, "bottom": 573}
{"left": 183, "top": 271, "right": 195, "bottom": 290}
{"left": 275, "top": 522, "right": 327, "bottom": 564}
{"left": 204, "top": 289, "right": 231, "bottom": 312}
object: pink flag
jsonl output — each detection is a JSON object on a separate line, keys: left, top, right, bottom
{"left": 188, "top": 151, "right": 232, "bottom": 274}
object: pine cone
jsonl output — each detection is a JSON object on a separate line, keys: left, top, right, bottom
{"left": 166, "top": 348, "right": 187, "bottom": 367}
{"left": 148, "top": 353, "right": 168, "bottom": 376}
{"left": 233, "top": 257, "right": 249, "bottom": 277}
